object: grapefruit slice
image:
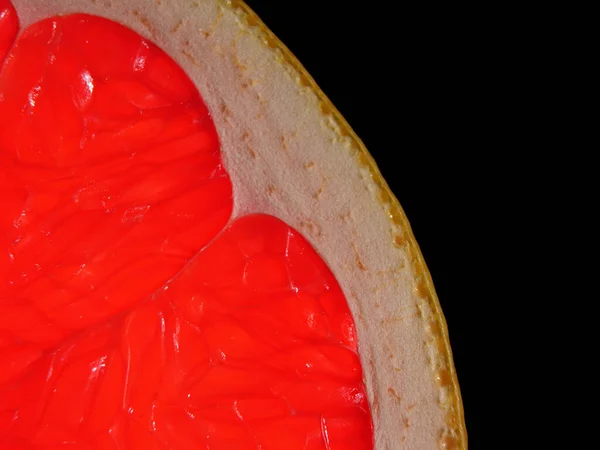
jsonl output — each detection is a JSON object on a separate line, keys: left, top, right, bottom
{"left": 1, "top": 0, "right": 466, "bottom": 449}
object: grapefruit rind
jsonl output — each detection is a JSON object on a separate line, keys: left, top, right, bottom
{"left": 9, "top": 0, "right": 466, "bottom": 448}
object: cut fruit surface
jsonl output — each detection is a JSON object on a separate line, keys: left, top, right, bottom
{"left": 0, "top": 0, "right": 18, "bottom": 65}
{"left": 2, "top": 0, "right": 466, "bottom": 449}
{"left": 0, "top": 6, "right": 372, "bottom": 449}
{"left": 0, "top": 12, "right": 232, "bottom": 352}
{"left": 0, "top": 215, "right": 372, "bottom": 449}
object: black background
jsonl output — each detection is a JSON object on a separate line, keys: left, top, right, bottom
{"left": 244, "top": 0, "right": 483, "bottom": 447}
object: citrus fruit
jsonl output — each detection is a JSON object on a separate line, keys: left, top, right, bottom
{"left": 1, "top": 0, "right": 466, "bottom": 448}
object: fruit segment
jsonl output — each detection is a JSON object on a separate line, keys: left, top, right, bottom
{"left": 0, "top": 215, "right": 373, "bottom": 449}
{"left": 0, "top": 0, "right": 18, "bottom": 66}
{"left": 0, "top": 13, "right": 233, "bottom": 354}
{"left": 0, "top": 4, "right": 374, "bottom": 449}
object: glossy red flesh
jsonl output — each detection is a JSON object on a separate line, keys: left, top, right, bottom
{"left": 0, "top": 5, "right": 373, "bottom": 449}
{"left": 0, "top": 0, "right": 18, "bottom": 66}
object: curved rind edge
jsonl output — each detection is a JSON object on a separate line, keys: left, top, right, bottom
{"left": 6, "top": 0, "right": 467, "bottom": 447}
{"left": 225, "top": 1, "right": 467, "bottom": 448}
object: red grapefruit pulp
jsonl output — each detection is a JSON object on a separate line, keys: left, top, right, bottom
{"left": 0, "top": 5, "right": 373, "bottom": 449}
